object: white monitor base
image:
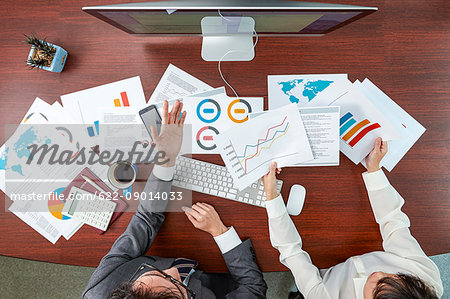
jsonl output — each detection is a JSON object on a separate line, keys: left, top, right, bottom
{"left": 201, "top": 35, "right": 255, "bottom": 61}
{"left": 201, "top": 16, "right": 255, "bottom": 62}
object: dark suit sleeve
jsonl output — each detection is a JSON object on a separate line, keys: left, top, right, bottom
{"left": 222, "top": 239, "right": 268, "bottom": 298}
{"left": 104, "top": 173, "right": 171, "bottom": 259}
{"left": 82, "top": 173, "right": 171, "bottom": 297}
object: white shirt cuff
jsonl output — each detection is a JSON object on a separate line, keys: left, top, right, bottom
{"left": 213, "top": 226, "right": 242, "bottom": 254}
{"left": 362, "top": 169, "right": 390, "bottom": 191}
{"left": 152, "top": 165, "right": 175, "bottom": 181}
{"left": 265, "top": 195, "right": 287, "bottom": 219}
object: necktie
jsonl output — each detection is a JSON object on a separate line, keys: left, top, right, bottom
{"left": 171, "top": 257, "right": 198, "bottom": 281}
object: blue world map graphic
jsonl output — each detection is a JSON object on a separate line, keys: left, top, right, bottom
{"left": 0, "top": 127, "right": 51, "bottom": 176}
{"left": 278, "top": 79, "right": 333, "bottom": 104}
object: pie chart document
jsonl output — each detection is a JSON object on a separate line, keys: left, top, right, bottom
{"left": 217, "top": 104, "right": 313, "bottom": 190}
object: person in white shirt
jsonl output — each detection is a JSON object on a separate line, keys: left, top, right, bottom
{"left": 261, "top": 138, "right": 443, "bottom": 299}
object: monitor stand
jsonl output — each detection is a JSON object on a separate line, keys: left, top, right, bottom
{"left": 201, "top": 16, "right": 255, "bottom": 62}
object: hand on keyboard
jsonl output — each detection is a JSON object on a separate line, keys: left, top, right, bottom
{"left": 173, "top": 156, "right": 283, "bottom": 208}
{"left": 182, "top": 203, "right": 228, "bottom": 237}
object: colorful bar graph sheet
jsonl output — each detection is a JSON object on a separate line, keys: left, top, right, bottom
{"left": 340, "top": 112, "right": 380, "bottom": 147}
{"left": 339, "top": 112, "right": 381, "bottom": 147}
{"left": 113, "top": 92, "right": 130, "bottom": 107}
{"left": 355, "top": 78, "right": 425, "bottom": 172}
{"left": 61, "top": 76, "right": 147, "bottom": 129}
{"left": 342, "top": 119, "right": 370, "bottom": 142}
{"left": 87, "top": 120, "right": 100, "bottom": 137}
{"left": 120, "top": 92, "right": 130, "bottom": 106}
{"left": 349, "top": 123, "right": 381, "bottom": 147}
{"left": 333, "top": 86, "right": 401, "bottom": 165}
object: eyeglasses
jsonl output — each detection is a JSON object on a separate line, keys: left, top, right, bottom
{"left": 130, "top": 263, "right": 196, "bottom": 299}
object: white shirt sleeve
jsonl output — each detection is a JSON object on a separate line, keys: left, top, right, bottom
{"left": 362, "top": 170, "right": 428, "bottom": 256}
{"left": 362, "top": 170, "right": 443, "bottom": 297}
{"left": 152, "top": 165, "right": 175, "bottom": 181}
{"left": 213, "top": 226, "right": 242, "bottom": 254}
{"left": 265, "top": 196, "right": 331, "bottom": 299}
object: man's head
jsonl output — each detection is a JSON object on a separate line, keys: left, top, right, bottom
{"left": 108, "top": 266, "right": 190, "bottom": 299}
{"left": 364, "top": 272, "right": 438, "bottom": 299}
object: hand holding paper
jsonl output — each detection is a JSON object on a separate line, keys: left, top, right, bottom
{"left": 261, "top": 162, "right": 282, "bottom": 201}
{"left": 365, "top": 137, "right": 388, "bottom": 173}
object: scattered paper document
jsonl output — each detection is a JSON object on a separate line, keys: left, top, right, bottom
{"left": 20, "top": 97, "right": 54, "bottom": 124}
{"left": 61, "top": 94, "right": 84, "bottom": 124}
{"left": 268, "top": 74, "right": 348, "bottom": 109}
{"left": 296, "top": 106, "right": 340, "bottom": 166}
{"left": 152, "top": 87, "right": 226, "bottom": 111}
{"left": 3, "top": 120, "right": 112, "bottom": 243}
{"left": 304, "top": 79, "right": 353, "bottom": 108}
{"left": 217, "top": 104, "right": 313, "bottom": 190}
{"left": 8, "top": 203, "right": 62, "bottom": 244}
{"left": 330, "top": 86, "right": 401, "bottom": 164}
{"left": 148, "top": 64, "right": 213, "bottom": 104}
{"left": 9, "top": 196, "right": 83, "bottom": 241}
{"left": 62, "top": 76, "right": 146, "bottom": 125}
{"left": 187, "top": 86, "right": 226, "bottom": 99}
{"left": 184, "top": 96, "right": 264, "bottom": 153}
{"left": 0, "top": 145, "right": 6, "bottom": 192}
{"left": 51, "top": 100, "right": 77, "bottom": 124}
{"left": 101, "top": 107, "right": 140, "bottom": 124}
{"left": 5, "top": 124, "right": 81, "bottom": 242}
{"left": 355, "top": 79, "right": 426, "bottom": 171}
{"left": 250, "top": 106, "right": 340, "bottom": 166}
{"left": 155, "top": 94, "right": 264, "bottom": 154}
{"left": 1, "top": 97, "right": 58, "bottom": 193}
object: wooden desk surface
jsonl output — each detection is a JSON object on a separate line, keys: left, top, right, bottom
{"left": 0, "top": 0, "right": 449, "bottom": 272}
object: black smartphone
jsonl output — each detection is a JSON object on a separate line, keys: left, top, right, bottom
{"left": 139, "top": 105, "right": 162, "bottom": 140}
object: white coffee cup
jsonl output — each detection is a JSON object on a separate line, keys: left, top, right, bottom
{"left": 108, "top": 161, "right": 137, "bottom": 189}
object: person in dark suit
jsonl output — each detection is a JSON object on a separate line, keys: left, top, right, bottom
{"left": 82, "top": 100, "right": 267, "bottom": 299}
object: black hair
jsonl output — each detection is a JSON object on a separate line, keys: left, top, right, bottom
{"left": 373, "top": 273, "right": 438, "bottom": 299}
{"left": 108, "top": 281, "right": 183, "bottom": 299}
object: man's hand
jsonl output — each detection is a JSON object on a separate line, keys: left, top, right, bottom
{"left": 150, "top": 100, "right": 186, "bottom": 167}
{"left": 182, "top": 203, "right": 228, "bottom": 237}
{"left": 365, "top": 137, "right": 388, "bottom": 173}
{"left": 262, "top": 162, "right": 282, "bottom": 201}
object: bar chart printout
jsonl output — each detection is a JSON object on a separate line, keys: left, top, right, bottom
{"left": 340, "top": 112, "right": 381, "bottom": 147}
{"left": 217, "top": 104, "right": 314, "bottom": 190}
{"left": 332, "top": 86, "right": 401, "bottom": 165}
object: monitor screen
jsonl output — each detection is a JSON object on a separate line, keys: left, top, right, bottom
{"left": 83, "top": 2, "right": 377, "bottom": 36}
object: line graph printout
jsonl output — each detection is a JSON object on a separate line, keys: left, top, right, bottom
{"left": 237, "top": 116, "right": 290, "bottom": 174}
{"left": 217, "top": 104, "right": 313, "bottom": 190}
{"left": 250, "top": 106, "right": 341, "bottom": 167}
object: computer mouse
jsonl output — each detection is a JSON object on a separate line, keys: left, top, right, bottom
{"left": 287, "top": 184, "right": 306, "bottom": 216}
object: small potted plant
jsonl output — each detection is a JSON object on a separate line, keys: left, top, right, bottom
{"left": 25, "top": 33, "right": 67, "bottom": 72}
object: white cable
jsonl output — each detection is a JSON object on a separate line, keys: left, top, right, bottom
{"left": 217, "top": 10, "right": 259, "bottom": 98}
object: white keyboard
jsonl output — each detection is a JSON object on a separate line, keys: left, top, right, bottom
{"left": 172, "top": 156, "right": 283, "bottom": 207}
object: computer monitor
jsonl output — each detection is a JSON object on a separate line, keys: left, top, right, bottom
{"left": 83, "top": 1, "right": 377, "bottom": 61}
